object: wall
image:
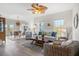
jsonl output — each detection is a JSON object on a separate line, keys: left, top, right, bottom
{"left": 34, "top": 10, "right": 72, "bottom": 34}
{"left": 6, "top": 19, "right": 29, "bottom": 36}
{"left": 72, "top": 4, "right": 79, "bottom": 41}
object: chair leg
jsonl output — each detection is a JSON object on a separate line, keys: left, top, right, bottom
{"left": 31, "top": 40, "right": 35, "bottom": 44}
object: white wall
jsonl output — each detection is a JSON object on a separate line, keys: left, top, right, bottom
{"left": 72, "top": 4, "right": 79, "bottom": 41}
{"left": 34, "top": 10, "right": 72, "bottom": 33}
{"left": 6, "top": 19, "right": 30, "bottom": 36}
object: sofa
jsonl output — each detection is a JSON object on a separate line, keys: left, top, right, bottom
{"left": 44, "top": 41, "right": 79, "bottom": 56}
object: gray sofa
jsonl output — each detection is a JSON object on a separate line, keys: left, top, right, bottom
{"left": 44, "top": 41, "right": 79, "bottom": 56}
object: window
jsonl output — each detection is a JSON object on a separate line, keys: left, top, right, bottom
{"left": 39, "top": 22, "right": 45, "bottom": 32}
{"left": 53, "top": 19, "right": 64, "bottom": 37}
{"left": 53, "top": 19, "right": 64, "bottom": 27}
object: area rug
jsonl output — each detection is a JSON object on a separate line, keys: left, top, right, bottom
{"left": 22, "top": 42, "right": 43, "bottom": 53}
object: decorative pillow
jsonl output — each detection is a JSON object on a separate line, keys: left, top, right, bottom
{"left": 51, "top": 32, "right": 57, "bottom": 37}
{"left": 53, "top": 40, "right": 61, "bottom": 45}
{"left": 61, "top": 40, "right": 73, "bottom": 46}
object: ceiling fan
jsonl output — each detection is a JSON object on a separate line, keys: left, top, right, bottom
{"left": 27, "top": 3, "right": 48, "bottom": 14}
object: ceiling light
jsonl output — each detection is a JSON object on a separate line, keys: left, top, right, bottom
{"left": 27, "top": 3, "right": 48, "bottom": 14}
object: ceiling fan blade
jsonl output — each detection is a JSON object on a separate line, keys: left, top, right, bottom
{"left": 27, "top": 9, "right": 33, "bottom": 11}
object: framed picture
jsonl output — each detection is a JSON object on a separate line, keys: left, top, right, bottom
{"left": 74, "top": 13, "right": 79, "bottom": 29}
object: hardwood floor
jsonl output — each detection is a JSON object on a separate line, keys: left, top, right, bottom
{"left": 0, "top": 37, "right": 43, "bottom": 56}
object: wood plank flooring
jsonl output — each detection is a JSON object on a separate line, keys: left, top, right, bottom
{"left": 0, "top": 37, "right": 43, "bottom": 56}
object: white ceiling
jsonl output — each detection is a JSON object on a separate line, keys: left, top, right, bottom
{"left": 0, "top": 3, "right": 78, "bottom": 21}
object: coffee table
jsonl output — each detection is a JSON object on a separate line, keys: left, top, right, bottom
{"left": 30, "top": 35, "right": 53, "bottom": 47}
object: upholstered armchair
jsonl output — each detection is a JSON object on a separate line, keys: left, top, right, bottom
{"left": 25, "top": 31, "right": 32, "bottom": 40}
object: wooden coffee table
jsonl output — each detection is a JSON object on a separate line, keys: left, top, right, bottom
{"left": 31, "top": 36, "right": 53, "bottom": 47}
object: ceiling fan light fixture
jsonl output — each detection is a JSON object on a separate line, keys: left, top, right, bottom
{"left": 27, "top": 3, "right": 48, "bottom": 14}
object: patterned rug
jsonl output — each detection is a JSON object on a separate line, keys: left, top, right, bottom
{"left": 22, "top": 41, "right": 43, "bottom": 53}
